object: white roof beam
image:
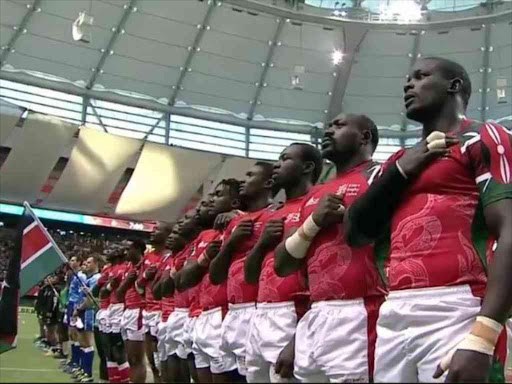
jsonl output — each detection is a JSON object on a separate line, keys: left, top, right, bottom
{"left": 325, "top": 24, "right": 368, "bottom": 123}
{"left": 247, "top": 17, "right": 285, "bottom": 121}
{"left": 168, "top": 0, "right": 217, "bottom": 106}
{"left": 86, "top": 0, "right": 137, "bottom": 90}
{"left": 0, "top": 0, "right": 42, "bottom": 65}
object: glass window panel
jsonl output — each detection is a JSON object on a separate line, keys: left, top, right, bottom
{"left": 171, "top": 115, "right": 245, "bottom": 134}
{"left": 171, "top": 122, "right": 246, "bottom": 142}
{"left": 170, "top": 138, "right": 246, "bottom": 157}
{"left": 169, "top": 131, "right": 246, "bottom": 149}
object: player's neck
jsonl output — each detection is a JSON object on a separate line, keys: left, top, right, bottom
{"left": 285, "top": 179, "right": 312, "bottom": 200}
{"left": 421, "top": 105, "right": 465, "bottom": 139}
{"left": 245, "top": 193, "right": 272, "bottom": 212}
{"left": 334, "top": 152, "right": 371, "bottom": 176}
{"left": 153, "top": 244, "right": 165, "bottom": 253}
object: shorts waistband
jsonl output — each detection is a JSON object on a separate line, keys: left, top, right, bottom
{"left": 387, "top": 284, "right": 473, "bottom": 301}
{"left": 228, "top": 302, "right": 256, "bottom": 310}
{"left": 109, "top": 303, "right": 124, "bottom": 308}
{"left": 200, "top": 307, "right": 223, "bottom": 316}
{"left": 311, "top": 298, "right": 364, "bottom": 309}
{"left": 174, "top": 308, "right": 189, "bottom": 313}
{"left": 256, "top": 301, "right": 295, "bottom": 310}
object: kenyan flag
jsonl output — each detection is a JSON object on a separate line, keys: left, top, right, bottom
{"left": 0, "top": 202, "right": 66, "bottom": 354}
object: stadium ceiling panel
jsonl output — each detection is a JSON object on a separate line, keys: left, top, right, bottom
{"left": 0, "top": 0, "right": 510, "bottom": 139}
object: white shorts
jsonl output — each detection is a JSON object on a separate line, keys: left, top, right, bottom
{"left": 374, "top": 285, "right": 484, "bottom": 382}
{"left": 221, "top": 302, "right": 256, "bottom": 376}
{"left": 157, "top": 320, "right": 170, "bottom": 362}
{"left": 96, "top": 308, "right": 110, "bottom": 333}
{"left": 177, "top": 315, "right": 197, "bottom": 360}
{"left": 142, "top": 310, "right": 161, "bottom": 337}
{"left": 121, "top": 308, "right": 144, "bottom": 342}
{"left": 108, "top": 303, "right": 125, "bottom": 334}
{"left": 167, "top": 308, "right": 189, "bottom": 358}
{"left": 246, "top": 302, "right": 298, "bottom": 383}
{"left": 193, "top": 307, "right": 237, "bottom": 374}
{"left": 295, "top": 298, "right": 381, "bottom": 383}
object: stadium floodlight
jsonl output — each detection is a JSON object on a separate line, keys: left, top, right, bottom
{"left": 331, "top": 49, "right": 344, "bottom": 65}
{"left": 72, "top": 11, "right": 94, "bottom": 43}
{"left": 378, "top": 1, "right": 423, "bottom": 23}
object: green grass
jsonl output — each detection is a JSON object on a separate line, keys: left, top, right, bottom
{"left": 0, "top": 312, "right": 99, "bottom": 383}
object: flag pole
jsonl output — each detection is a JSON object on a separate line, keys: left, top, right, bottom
{"left": 23, "top": 202, "right": 99, "bottom": 309}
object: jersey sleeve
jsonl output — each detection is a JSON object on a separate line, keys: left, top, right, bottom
{"left": 464, "top": 122, "right": 512, "bottom": 207}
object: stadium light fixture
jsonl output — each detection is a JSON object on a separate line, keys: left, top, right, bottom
{"left": 331, "top": 49, "right": 344, "bottom": 65}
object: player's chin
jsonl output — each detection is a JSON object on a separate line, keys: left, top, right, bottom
{"left": 405, "top": 106, "right": 424, "bottom": 122}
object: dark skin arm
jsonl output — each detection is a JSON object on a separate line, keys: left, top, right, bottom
{"left": 210, "top": 219, "right": 254, "bottom": 285}
{"left": 275, "top": 194, "right": 345, "bottom": 277}
{"left": 436, "top": 199, "right": 512, "bottom": 382}
{"left": 275, "top": 334, "right": 295, "bottom": 379}
{"left": 160, "top": 273, "right": 175, "bottom": 297}
{"left": 245, "top": 219, "right": 284, "bottom": 284}
{"left": 344, "top": 138, "right": 455, "bottom": 246}
{"left": 274, "top": 227, "right": 304, "bottom": 277}
{"left": 115, "top": 270, "right": 137, "bottom": 302}
{"left": 151, "top": 271, "right": 164, "bottom": 300}
{"left": 180, "top": 241, "right": 222, "bottom": 289}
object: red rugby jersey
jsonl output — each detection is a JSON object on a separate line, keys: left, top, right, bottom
{"left": 137, "top": 250, "right": 169, "bottom": 312}
{"left": 225, "top": 206, "right": 274, "bottom": 304}
{"left": 122, "top": 261, "right": 145, "bottom": 310}
{"left": 109, "top": 261, "right": 129, "bottom": 305}
{"left": 195, "top": 229, "right": 228, "bottom": 311}
{"left": 381, "top": 120, "right": 512, "bottom": 297}
{"left": 257, "top": 195, "right": 309, "bottom": 306}
{"left": 173, "top": 243, "right": 193, "bottom": 309}
{"left": 299, "top": 161, "right": 387, "bottom": 302}
{"left": 97, "top": 264, "right": 113, "bottom": 310}
{"left": 156, "top": 253, "right": 175, "bottom": 321}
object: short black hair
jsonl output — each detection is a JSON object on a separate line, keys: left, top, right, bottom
{"left": 254, "top": 161, "right": 274, "bottom": 181}
{"left": 423, "top": 57, "right": 472, "bottom": 109}
{"left": 129, "top": 238, "right": 146, "bottom": 254}
{"left": 289, "top": 143, "right": 323, "bottom": 184}
{"left": 217, "top": 178, "right": 241, "bottom": 199}
{"left": 354, "top": 115, "right": 379, "bottom": 153}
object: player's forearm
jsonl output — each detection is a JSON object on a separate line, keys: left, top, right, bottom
{"left": 274, "top": 242, "right": 304, "bottom": 277}
{"left": 161, "top": 275, "right": 175, "bottom": 297}
{"left": 209, "top": 241, "right": 236, "bottom": 285}
{"left": 91, "top": 284, "right": 101, "bottom": 298}
{"left": 115, "top": 281, "right": 132, "bottom": 301}
{"left": 345, "top": 163, "right": 409, "bottom": 246}
{"left": 152, "top": 276, "right": 164, "bottom": 300}
{"left": 244, "top": 240, "right": 268, "bottom": 284}
{"left": 179, "top": 261, "right": 207, "bottom": 289}
{"left": 479, "top": 235, "right": 512, "bottom": 324}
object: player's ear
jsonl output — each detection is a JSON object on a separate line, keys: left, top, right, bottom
{"left": 448, "top": 77, "right": 463, "bottom": 94}
{"left": 231, "top": 199, "right": 241, "bottom": 210}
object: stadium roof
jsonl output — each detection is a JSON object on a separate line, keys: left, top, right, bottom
{"left": 0, "top": 0, "right": 511, "bottom": 145}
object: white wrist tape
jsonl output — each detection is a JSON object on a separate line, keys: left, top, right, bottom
{"left": 197, "top": 251, "right": 210, "bottom": 267}
{"left": 135, "top": 281, "right": 144, "bottom": 295}
{"left": 302, "top": 215, "right": 321, "bottom": 239}
{"left": 105, "top": 283, "right": 112, "bottom": 292}
{"left": 395, "top": 161, "right": 408, "bottom": 180}
{"left": 427, "top": 138, "right": 447, "bottom": 151}
{"left": 426, "top": 131, "right": 446, "bottom": 143}
{"left": 438, "top": 316, "right": 503, "bottom": 373}
{"left": 284, "top": 215, "right": 321, "bottom": 259}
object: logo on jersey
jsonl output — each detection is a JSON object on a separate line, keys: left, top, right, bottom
{"left": 336, "top": 184, "right": 360, "bottom": 197}
{"left": 285, "top": 212, "right": 301, "bottom": 224}
{"left": 304, "top": 197, "right": 319, "bottom": 208}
